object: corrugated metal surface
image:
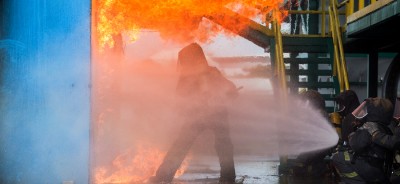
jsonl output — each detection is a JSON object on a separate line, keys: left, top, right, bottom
{"left": 0, "top": 0, "right": 91, "bottom": 183}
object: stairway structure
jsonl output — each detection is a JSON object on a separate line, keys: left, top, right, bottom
{"left": 207, "top": 0, "right": 350, "bottom": 113}
{"left": 268, "top": 0, "right": 350, "bottom": 113}
{"left": 270, "top": 36, "right": 339, "bottom": 112}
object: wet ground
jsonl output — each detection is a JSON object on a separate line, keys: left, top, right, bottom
{"left": 173, "top": 155, "right": 339, "bottom": 184}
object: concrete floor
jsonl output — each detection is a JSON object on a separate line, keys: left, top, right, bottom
{"left": 172, "top": 155, "right": 339, "bottom": 184}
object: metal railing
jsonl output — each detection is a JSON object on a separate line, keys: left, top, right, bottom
{"left": 284, "top": 0, "right": 346, "bottom": 37}
{"left": 345, "top": 0, "right": 383, "bottom": 16}
{"left": 272, "top": 0, "right": 350, "bottom": 92}
{"left": 272, "top": 11, "right": 288, "bottom": 97}
{"left": 329, "top": 0, "right": 350, "bottom": 91}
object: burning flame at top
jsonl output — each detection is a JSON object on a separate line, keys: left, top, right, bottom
{"left": 95, "top": 0, "right": 287, "bottom": 48}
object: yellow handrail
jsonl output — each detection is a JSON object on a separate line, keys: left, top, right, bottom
{"left": 329, "top": 7, "right": 344, "bottom": 91}
{"left": 273, "top": 9, "right": 288, "bottom": 171}
{"left": 346, "top": 0, "right": 354, "bottom": 17}
{"left": 333, "top": 0, "right": 350, "bottom": 90}
{"left": 358, "top": 0, "right": 365, "bottom": 11}
{"left": 274, "top": 0, "right": 351, "bottom": 92}
{"left": 330, "top": 0, "right": 350, "bottom": 91}
{"left": 286, "top": 0, "right": 346, "bottom": 38}
{"left": 273, "top": 10, "right": 287, "bottom": 97}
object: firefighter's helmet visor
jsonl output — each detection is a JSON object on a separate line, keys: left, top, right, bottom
{"left": 334, "top": 102, "right": 345, "bottom": 112}
{"left": 352, "top": 101, "right": 368, "bottom": 119}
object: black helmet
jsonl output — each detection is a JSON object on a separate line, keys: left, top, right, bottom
{"left": 335, "top": 90, "right": 360, "bottom": 117}
{"left": 177, "top": 43, "right": 209, "bottom": 75}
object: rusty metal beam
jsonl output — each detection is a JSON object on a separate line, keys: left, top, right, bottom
{"left": 205, "top": 7, "right": 273, "bottom": 49}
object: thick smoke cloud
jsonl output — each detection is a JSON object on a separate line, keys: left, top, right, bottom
{"left": 92, "top": 32, "right": 338, "bottom": 182}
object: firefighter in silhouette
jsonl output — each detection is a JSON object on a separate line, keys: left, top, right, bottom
{"left": 149, "top": 43, "right": 238, "bottom": 183}
{"left": 332, "top": 97, "right": 400, "bottom": 184}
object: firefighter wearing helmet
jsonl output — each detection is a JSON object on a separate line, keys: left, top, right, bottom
{"left": 332, "top": 97, "right": 400, "bottom": 183}
{"left": 149, "top": 43, "right": 238, "bottom": 183}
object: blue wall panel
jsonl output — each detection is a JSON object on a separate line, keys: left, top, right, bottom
{"left": 0, "top": 0, "right": 91, "bottom": 183}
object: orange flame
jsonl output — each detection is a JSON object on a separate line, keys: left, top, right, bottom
{"left": 95, "top": 145, "right": 190, "bottom": 184}
{"left": 95, "top": 0, "right": 287, "bottom": 48}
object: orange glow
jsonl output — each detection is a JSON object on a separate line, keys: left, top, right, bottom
{"left": 96, "top": 0, "right": 287, "bottom": 48}
{"left": 95, "top": 145, "right": 190, "bottom": 184}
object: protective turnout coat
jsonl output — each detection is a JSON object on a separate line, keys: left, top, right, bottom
{"left": 347, "top": 98, "right": 400, "bottom": 183}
